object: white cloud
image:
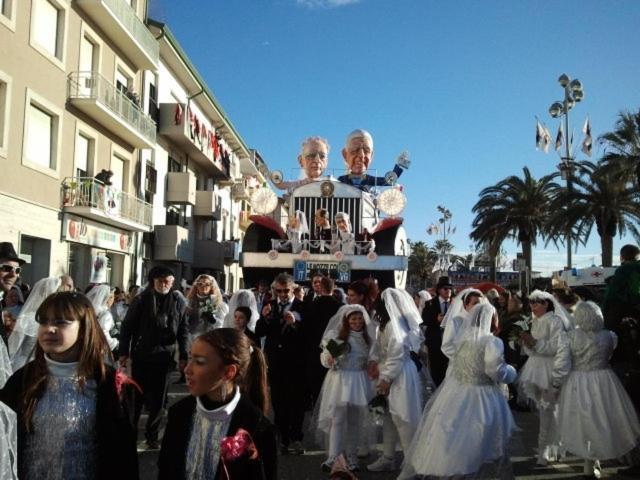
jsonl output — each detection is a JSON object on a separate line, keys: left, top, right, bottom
{"left": 296, "top": 0, "right": 361, "bottom": 8}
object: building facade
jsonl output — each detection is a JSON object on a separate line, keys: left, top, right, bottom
{"left": 0, "top": 0, "right": 269, "bottom": 292}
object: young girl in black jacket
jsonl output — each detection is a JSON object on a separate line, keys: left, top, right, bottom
{"left": 158, "top": 328, "right": 277, "bottom": 480}
{"left": 0, "top": 291, "right": 138, "bottom": 480}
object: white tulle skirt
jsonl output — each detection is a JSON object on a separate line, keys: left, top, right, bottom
{"left": 314, "top": 368, "right": 374, "bottom": 437}
{"left": 399, "top": 377, "right": 516, "bottom": 479}
{"left": 388, "top": 358, "right": 424, "bottom": 427}
{"left": 518, "top": 354, "right": 554, "bottom": 406}
{"left": 558, "top": 368, "right": 640, "bottom": 460}
{"left": 0, "top": 402, "right": 17, "bottom": 480}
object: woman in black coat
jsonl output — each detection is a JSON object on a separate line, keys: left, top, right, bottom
{"left": 158, "top": 328, "right": 277, "bottom": 480}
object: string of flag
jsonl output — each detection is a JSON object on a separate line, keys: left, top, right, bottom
{"left": 536, "top": 116, "right": 592, "bottom": 157}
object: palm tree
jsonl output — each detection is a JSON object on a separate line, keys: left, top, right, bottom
{"left": 546, "top": 160, "right": 640, "bottom": 266}
{"left": 599, "top": 109, "right": 640, "bottom": 184}
{"left": 407, "top": 240, "right": 439, "bottom": 288}
{"left": 471, "top": 167, "right": 560, "bottom": 280}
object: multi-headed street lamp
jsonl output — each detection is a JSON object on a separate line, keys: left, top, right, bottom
{"left": 548, "top": 73, "right": 585, "bottom": 269}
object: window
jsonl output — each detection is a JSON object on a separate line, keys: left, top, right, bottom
{"left": 20, "top": 235, "right": 51, "bottom": 286}
{"left": 26, "top": 105, "right": 53, "bottom": 168}
{"left": 1, "top": 0, "right": 16, "bottom": 31}
{"left": 168, "top": 157, "right": 181, "bottom": 172}
{"left": 31, "top": 0, "right": 67, "bottom": 66}
{"left": 74, "top": 134, "right": 91, "bottom": 177}
{"left": 111, "top": 155, "right": 125, "bottom": 191}
{"left": 0, "top": 70, "right": 10, "bottom": 157}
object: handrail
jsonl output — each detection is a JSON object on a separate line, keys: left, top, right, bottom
{"left": 101, "top": 0, "right": 159, "bottom": 63}
{"left": 68, "top": 71, "right": 156, "bottom": 144}
{"left": 61, "top": 176, "right": 152, "bottom": 228}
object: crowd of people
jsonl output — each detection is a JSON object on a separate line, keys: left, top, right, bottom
{"left": 1, "top": 238, "right": 640, "bottom": 479}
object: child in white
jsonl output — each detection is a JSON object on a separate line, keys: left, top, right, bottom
{"left": 556, "top": 301, "right": 640, "bottom": 477}
{"left": 86, "top": 284, "right": 119, "bottom": 351}
{"left": 314, "top": 305, "right": 376, "bottom": 472}
{"left": 367, "top": 288, "right": 424, "bottom": 472}
{"left": 517, "top": 290, "right": 571, "bottom": 465}
{"left": 399, "top": 303, "right": 517, "bottom": 479}
{"left": 1, "top": 337, "right": 17, "bottom": 480}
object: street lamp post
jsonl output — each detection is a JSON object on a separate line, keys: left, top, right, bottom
{"left": 548, "top": 73, "right": 585, "bottom": 270}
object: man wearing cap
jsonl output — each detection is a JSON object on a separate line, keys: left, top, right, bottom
{"left": 0, "top": 242, "right": 25, "bottom": 346}
{"left": 421, "top": 276, "right": 454, "bottom": 386}
{"left": 119, "top": 266, "right": 189, "bottom": 449}
{"left": 338, "top": 129, "right": 405, "bottom": 192}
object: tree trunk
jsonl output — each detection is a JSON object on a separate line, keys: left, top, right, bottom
{"left": 523, "top": 240, "right": 533, "bottom": 293}
{"left": 490, "top": 254, "right": 497, "bottom": 283}
{"left": 601, "top": 233, "right": 614, "bottom": 267}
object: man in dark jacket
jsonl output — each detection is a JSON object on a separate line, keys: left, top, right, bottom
{"left": 119, "top": 266, "right": 188, "bottom": 449}
{"left": 421, "top": 276, "right": 453, "bottom": 387}
{"left": 0, "top": 242, "right": 25, "bottom": 346}
{"left": 302, "top": 275, "right": 341, "bottom": 408}
{"left": 255, "top": 272, "right": 306, "bottom": 455}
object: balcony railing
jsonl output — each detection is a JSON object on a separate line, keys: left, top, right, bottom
{"left": 68, "top": 72, "right": 156, "bottom": 146}
{"left": 76, "top": 0, "right": 159, "bottom": 69}
{"left": 61, "top": 177, "right": 152, "bottom": 230}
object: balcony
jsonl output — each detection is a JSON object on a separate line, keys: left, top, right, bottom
{"left": 231, "top": 181, "right": 251, "bottom": 201}
{"left": 76, "top": 0, "right": 159, "bottom": 70}
{"left": 166, "top": 171, "right": 196, "bottom": 206}
{"left": 239, "top": 210, "right": 252, "bottom": 231}
{"left": 154, "top": 225, "right": 193, "bottom": 263}
{"left": 61, "top": 177, "right": 152, "bottom": 232}
{"left": 158, "top": 103, "right": 230, "bottom": 179}
{"left": 193, "top": 239, "right": 224, "bottom": 270}
{"left": 68, "top": 72, "right": 156, "bottom": 148}
{"left": 193, "top": 190, "right": 217, "bottom": 217}
{"left": 222, "top": 240, "right": 240, "bottom": 263}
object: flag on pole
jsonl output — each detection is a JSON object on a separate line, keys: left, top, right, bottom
{"left": 536, "top": 120, "right": 544, "bottom": 150}
{"left": 581, "top": 116, "right": 592, "bottom": 157}
{"left": 542, "top": 124, "right": 552, "bottom": 153}
{"left": 555, "top": 122, "right": 564, "bottom": 151}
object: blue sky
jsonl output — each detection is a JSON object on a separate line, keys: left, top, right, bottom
{"left": 149, "top": 0, "right": 640, "bottom": 273}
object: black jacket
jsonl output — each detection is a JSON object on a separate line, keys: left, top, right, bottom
{"left": 255, "top": 298, "right": 305, "bottom": 378}
{"left": 421, "top": 296, "right": 449, "bottom": 386}
{"left": 119, "top": 288, "right": 189, "bottom": 363}
{"left": 158, "top": 394, "right": 277, "bottom": 480}
{"left": 0, "top": 364, "right": 139, "bottom": 480}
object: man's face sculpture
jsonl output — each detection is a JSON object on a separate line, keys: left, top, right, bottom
{"left": 298, "top": 140, "right": 328, "bottom": 179}
{"left": 343, "top": 136, "right": 373, "bottom": 176}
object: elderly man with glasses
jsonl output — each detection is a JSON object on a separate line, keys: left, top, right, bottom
{"left": 0, "top": 242, "right": 25, "bottom": 346}
{"left": 255, "top": 272, "right": 307, "bottom": 455}
{"left": 338, "top": 129, "right": 405, "bottom": 192}
{"left": 274, "top": 136, "right": 330, "bottom": 193}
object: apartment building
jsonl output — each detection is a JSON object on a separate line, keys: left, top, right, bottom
{"left": 0, "top": 0, "right": 270, "bottom": 292}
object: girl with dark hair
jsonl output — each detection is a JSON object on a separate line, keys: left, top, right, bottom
{"left": 232, "top": 307, "right": 261, "bottom": 347}
{"left": 158, "top": 328, "right": 276, "bottom": 480}
{"left": 0, "top": 291, "right": 138, "bottom": 480}
{"left": 314, "top": 305, "right": 376, "bottom": 472}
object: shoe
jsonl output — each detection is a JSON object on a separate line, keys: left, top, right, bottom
{"left": 321, "top": 456, "right": 336, "bottom": 472}
{"left": 592, "top": 460, "right": 601, "bottom": 479}
{"left": 535, "top": 455, "right": 548, "bottom": 467}
{"left": 279, "top": 443, "right": 289, "bottom": 455}
{"left": 289, "top": 440, "right": 305, "bottom": 455}
{"left": 145, "top": 439, "right": 160, "bottom": 450}
{"left": 367, "top": 455, "right": 396, "bottom": 472}
{"left": 356, "top": 446, "right": 370, "bottom": 458}
{"left": 346, "top": 454, "right": 360, "bottom": 471}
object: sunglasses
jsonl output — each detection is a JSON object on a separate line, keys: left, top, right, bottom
{"left": 275, "top": 288, "right": 290, "bottom": 294}
{"left": 197, "top": 282, "right": 213, "bottom": 287}
{"left": 0, "top": 264, "right": 21, "bottom": 275}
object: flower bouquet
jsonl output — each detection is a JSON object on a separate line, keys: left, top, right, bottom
{"left": 508, "top": 317, "right": 531, "bottom": 350}
{"left": 220, "top": 428, "right": 258, "bottom": 480}
{"left": 368, "top": 393, "right": 388, "bottom": 426}
{"left": 200, "top": 302, "right": 217, "bottom": 325}
{"left": 326, "top": 338, "right": 350, "bottom": 361}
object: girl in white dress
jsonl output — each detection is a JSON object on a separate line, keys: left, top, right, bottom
{"left": 556, "top": 301, "right": 640, "bottom": 477}
{"left": 85, "top": 284, "right": 119, "bottom": 352}
{"left": 367, "top": 288, "right": 424, "bottom": 473}
{"left": 399, "top": 303, "right": 517, "bottom": 479}
{"left": 314, "top": 304, "right": 376, "bottom": 472}
{"left": 517, "top": 290, "right": 571, "bottom": 465}
{"left": 223, "top": 289, "right": 260, "bottom": 332}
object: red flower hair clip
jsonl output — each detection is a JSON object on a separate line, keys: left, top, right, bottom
{"left": 115, "top": 369, "right": 142, "bottom": 397}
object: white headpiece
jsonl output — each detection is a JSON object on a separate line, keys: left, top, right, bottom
{"left": 223, "top": 289, "right": 260, "bottom": 332}
{"left": 322, "top": 304, "right": 376, "bottom": 345}
{"left": 573, "top": 300, "right": 604, "bottom": 332}
{"left": 291, "top": 210, "right": 309, "bottom": 235}
{"left": 85, "top": 284, "right": 112, "bottom": 314}
{"left": 416, "top": 290, "right": 432, "bottom": 314}
{"left": 529, "top": 289, "right": 573, "bottom": 331}
{"left": 380, "top": 288, "right": 424, "bottom": 352}
{"left": 457, "top": 302, "right": 496, "bottom": 345}
{"left": 0, "top": 340, "right": 11, "bottom": 389}
{"left": 440, "top": 288, "right": 485, "bottom": 328}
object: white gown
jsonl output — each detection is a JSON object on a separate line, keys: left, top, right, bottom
{"left": 399, "top": 336, "right": 517, "bottom": 479}
{"left": 558, "top": 329, "right": 640, "bottom": 460}
{"left": 370, "top": 325, "right": 423, "bottom": 427}
{"left": 1, "top": 339, "right": 18, "bottom": 480}
{"left": 314, "top": 330, "right": 374, "bottom": 441}
{"left": 518, "top": 311, "right": 570, "bottom": 405}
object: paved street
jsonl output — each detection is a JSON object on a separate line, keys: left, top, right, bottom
{"left": 137, "top": 374, "right": 631, "bottom": 479}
